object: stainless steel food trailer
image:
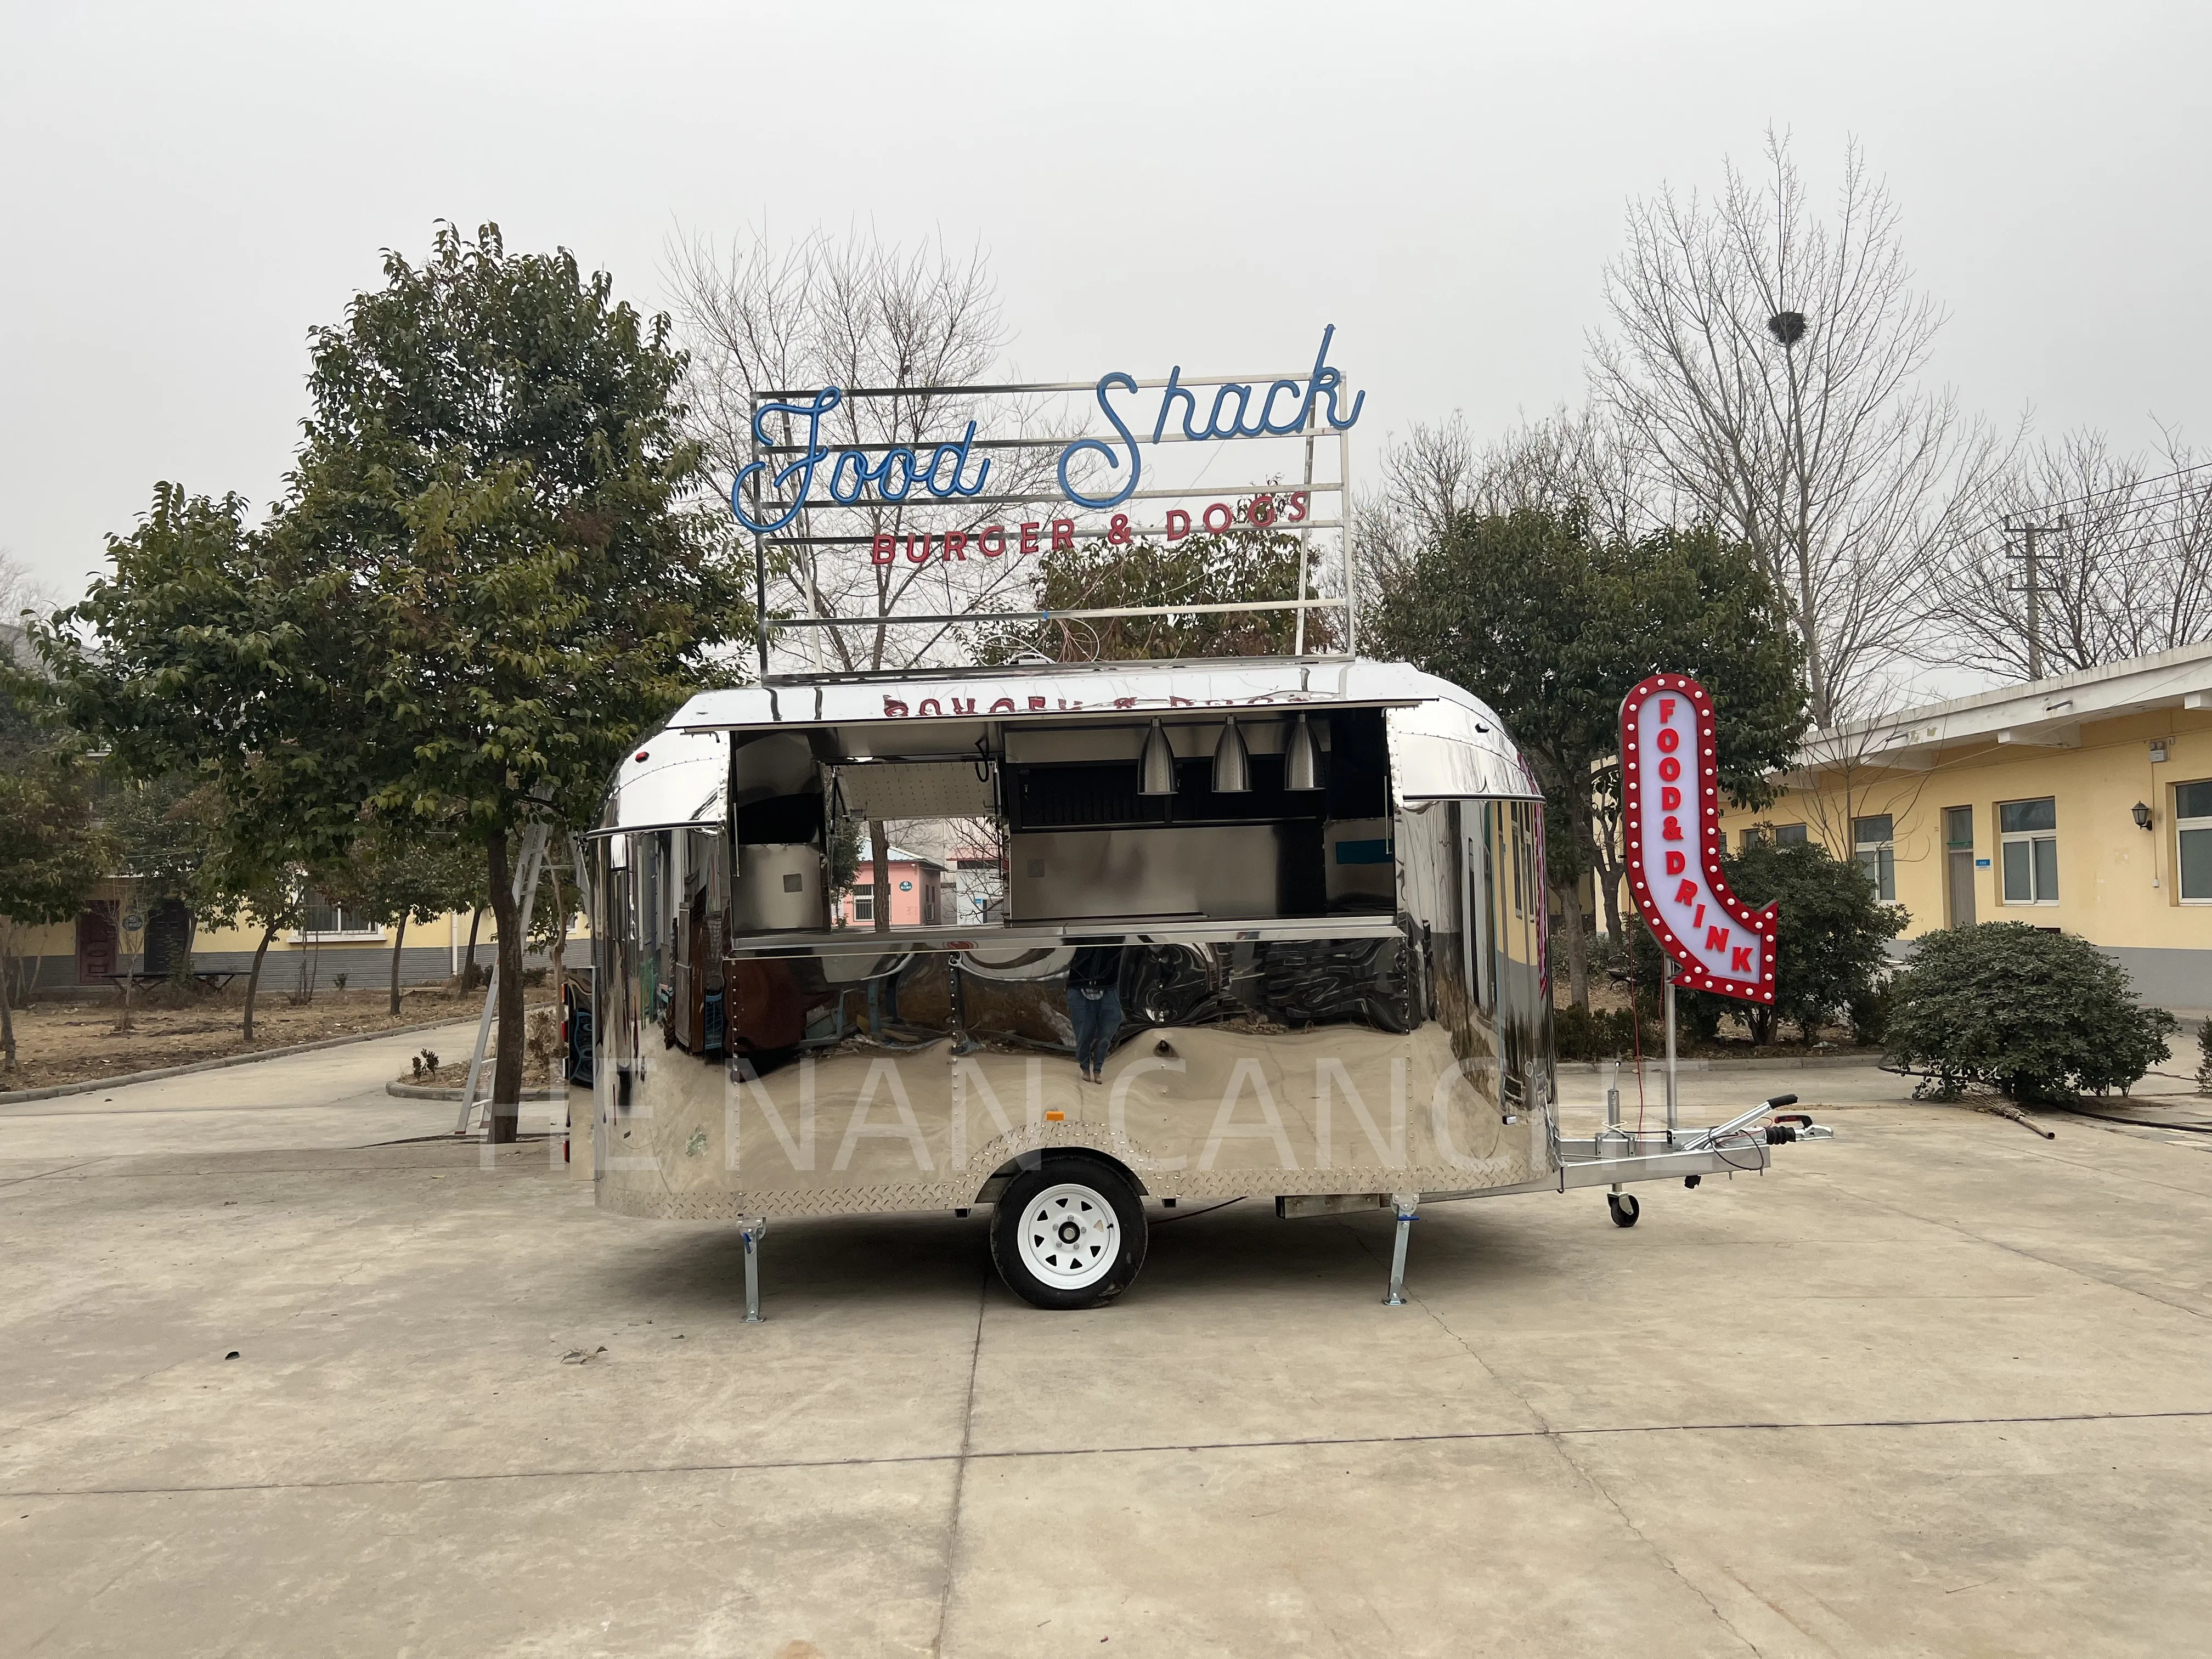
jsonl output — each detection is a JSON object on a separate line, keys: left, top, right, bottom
{"left": 574, "top": 656, "right": 1829, "bottom": 1312}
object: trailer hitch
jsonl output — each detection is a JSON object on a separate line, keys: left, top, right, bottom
{"left": 1683, "top": 1093, "right": 1832, "bottom": 1153}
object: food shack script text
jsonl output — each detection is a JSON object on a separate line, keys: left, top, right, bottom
{"left": 728, "top": 327, "right": 1363, "bottom": 535}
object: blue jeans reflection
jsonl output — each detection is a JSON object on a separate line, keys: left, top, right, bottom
{"left": 1068, "top": 988, "right": 1122, "bottom": 1076}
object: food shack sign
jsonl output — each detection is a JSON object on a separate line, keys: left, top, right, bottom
{"left": 727, "top": 326, "right": 1365, "bottom": 535}
{"left": 1620, "top": 674, "right": 1778, "bottom": 1004}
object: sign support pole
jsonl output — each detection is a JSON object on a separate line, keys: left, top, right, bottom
{"left": 1663, "top": 978, "right": 1679, "bottom": 1141}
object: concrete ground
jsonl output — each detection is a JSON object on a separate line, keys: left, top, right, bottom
{"left": 2, "top": 1040, "right": 2209, "bottom": 1657}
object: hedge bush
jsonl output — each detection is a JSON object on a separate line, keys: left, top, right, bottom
{"left": 1886, "top": 922, "right": 2177, "bottom": 1101}
{"left": 1555, "top": 1002, "right": 1641, "bottom": 1062}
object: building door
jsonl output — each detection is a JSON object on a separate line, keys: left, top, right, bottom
{"left": 1943, "top": 806, "right": 1976, "bottom": 928}
{"left": 144, "top": 898, "right": 193, "bottom": 976}
{"left": 76, "top": 900, "right": 119, "bottom": 984}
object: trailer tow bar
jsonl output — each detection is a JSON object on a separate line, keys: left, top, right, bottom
{"left": 1680, "top": 1093, "right": 1832, "bottom": 1154}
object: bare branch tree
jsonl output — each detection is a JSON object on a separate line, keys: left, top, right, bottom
{"left": 1356, "top": 404, "right": 1654, "bottom": 616}
{"left": 1, "top": 549, "right": 57, "bottom": 648}
{"left": 665, "top": 228, "right": 1064, "bottom": 675}
{"left": 1781, "top": 665, "right": 1942, "bottom": 857}
{"left": 1924, "top": 431, "right": 2212, "bottom": 680}
{"left": 1590, "top": 130, "right": 2000, "bottom": 726}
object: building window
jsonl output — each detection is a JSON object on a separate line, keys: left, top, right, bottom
{"left": 1853, "top": 814, "right": 1896, "bottom": 901}
{"left": 1740, "top": 826, "right": 1766, "bottom": 851}
{"left": 298, "top": 891, "right": 383, "bottom": 940}
{"left": 1773, "top": 823, "right": 1807, "bottom": 845}
{"left": 2179, "top": 781, "right": 2212, "bottom": 903}
{"left": 852, "top": 895, "right": 873, "bottom": 922}
{"left": 1999, "top": 797, "right": 2058, "bottom": 905}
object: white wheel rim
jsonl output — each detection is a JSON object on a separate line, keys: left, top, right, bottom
{"left": 1015, "top": 1181, "right": 1121, "bottom": 1291}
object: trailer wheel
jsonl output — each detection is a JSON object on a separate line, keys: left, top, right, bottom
{"left": 1608, "top": 1192, "right": 1640, "bottom": 1228}
{"left": 991, "top": 1154, "right": 1147, "bottom": 1310}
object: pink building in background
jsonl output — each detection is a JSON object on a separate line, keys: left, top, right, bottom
{"left": 840, "top": 848, "right": 946, "bottom": 927}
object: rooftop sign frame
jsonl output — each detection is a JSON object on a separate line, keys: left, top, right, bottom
{"left": 729, "top": 328, "right": 1365, "bottom": 678}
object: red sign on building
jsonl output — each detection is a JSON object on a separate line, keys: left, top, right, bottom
{"left": 1620, "top": 674, "right": 1777, "bottom": 1004}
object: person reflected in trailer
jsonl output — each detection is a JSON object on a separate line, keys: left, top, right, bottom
{"left": 1066, "top": 943, "right": 1124, "bottom": 1085}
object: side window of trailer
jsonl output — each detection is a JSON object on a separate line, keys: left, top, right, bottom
{"left": 1494, "top": 803, "right": 1536, "bottom": 967}
{"left": 1460, "top": 800, "right": 1500, "bottom": 1014}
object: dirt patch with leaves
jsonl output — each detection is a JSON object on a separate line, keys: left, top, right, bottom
{"left": 1, "top": 981, "right": 522, "bottom": 1093}
{"left": 400, "top": 1007, "right": 561, "bottom": 1091}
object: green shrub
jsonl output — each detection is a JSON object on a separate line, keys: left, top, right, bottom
{"left": 1555, "top": 1002, "right": 1640, "bottom": 1062}
{"left": 2197, "top": 1017, "right": 2211, "bottom": 1097}
{"left": 1847, "top": 980, "right": 1893, "bottom": 1046}
{"left": 1886, "top": 922, "right": 2177, "bottom": 1101}
{"left": 1633, "top": 839, "right": 1905, "bottom": 1045}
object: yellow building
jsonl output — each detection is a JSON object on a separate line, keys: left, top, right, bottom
{"left": 9, "top": 882, "right": 580, "bottom": 998}
{"left": 1717, "top": 641, "right": 2212, "bottom": 1019}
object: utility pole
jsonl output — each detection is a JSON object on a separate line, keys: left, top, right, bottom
{"left": 2003, "top": 517, "right": 2066, "bottom": 680}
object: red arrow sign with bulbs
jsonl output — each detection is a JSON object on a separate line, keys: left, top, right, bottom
{"left": 1620, "top": 674, "right": 1778, "bottom": 1004}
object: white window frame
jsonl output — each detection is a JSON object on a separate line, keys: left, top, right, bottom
{"left": 2177, "top": 780, "right": 2212, "bottom": 905}
{"left": 1999, "top": 797, "right": 2059, "bottom": 906}
{"left": 1852, "top": 814, "right": 1897, "bottom": 904}
{"left": 291, "top": 891, "right": 387, "bottom": 944}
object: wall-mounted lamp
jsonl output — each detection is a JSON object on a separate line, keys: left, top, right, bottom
{"left": 1284, "top": 712, "right": 1322, "bottom": 791}
{"left": 1211, "top": 716, "right": 1251, "bottom": 794}
{"left": 1138, "top": 719, "right": 1176, "bottom": 797}
{"left": 2132, "top": 801, "right": 2153, "bottom": 831}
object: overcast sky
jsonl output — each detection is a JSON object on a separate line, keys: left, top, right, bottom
{"left": 4, "top": 0, "right": 2207, "bottom": 611}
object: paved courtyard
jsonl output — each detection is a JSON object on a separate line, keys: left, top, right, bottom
{"left": 3, "top": 1032, "right": 2209, "bottom": 1656}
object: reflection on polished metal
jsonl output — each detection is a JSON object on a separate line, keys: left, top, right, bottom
{"left": 1211, "top": 715, "right": 1250, "bottom": 793}
{"left": 1284, "top": 711, "right": 1321, "bottom": 791}
{"left": 1139, "top": 718, "right": 1176, "bottom": 796}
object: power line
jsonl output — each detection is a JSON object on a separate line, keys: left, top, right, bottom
{"left": 1973, "top": 458, "right": 2212, "bottom": 535}
{"left": 2001, "top": 456, "right": 2212, "bottom": 522}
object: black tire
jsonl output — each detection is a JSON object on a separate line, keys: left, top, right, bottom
{"left": 1608, "top": 1192, "right": 1641, "bottom": 1228}
{"left": 990, "top": 1153, "right": 1148, "bottom": 1310}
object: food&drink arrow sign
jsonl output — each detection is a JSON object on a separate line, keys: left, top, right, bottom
{"left": 1620, "top": 674, "right": 1778, "bottom": 1003}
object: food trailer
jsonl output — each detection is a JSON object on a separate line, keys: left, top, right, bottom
{"left": 576, "top": 655, "right": 1831, "bottom": 1313}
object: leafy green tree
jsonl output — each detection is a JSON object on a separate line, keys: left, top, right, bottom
{"left": 40, "top": 226, "right": 746, "bottom": 1110}
{"left": 1372, "top": 508, "right": 1806, "bottom": 1007}
{"left": 37, "top": 486, "right": 374, "bottom": 1040}
{"left": 1887, "top": 923, "right": 2177, "bottom": 1101}
{"left": 208, "top": 873, "right": 306, "bottom": 1045}
{"left": 103, "top": 772, "right": 219, "bottom": 926}
{"left": 0, "top": 658, "right": 114, "bottom": 1069}
{"left": 1632, "top": 838, "right": 1906, "bottom": 1045}
{"left": 277, "top": 223, "right": 747, "bottom": 1138}
{"left": 321, "top": 822, "right": 483, "bottom": 1015}
{"left": 38, "top": 487, "right": 373, "bottom": 885}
